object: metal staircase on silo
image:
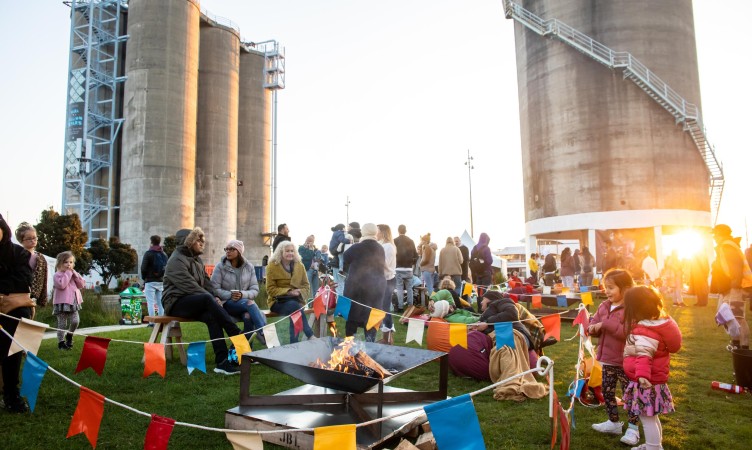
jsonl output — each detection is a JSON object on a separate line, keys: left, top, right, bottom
{"left": 503, "top": 0, "right": 724, "bottom": 223}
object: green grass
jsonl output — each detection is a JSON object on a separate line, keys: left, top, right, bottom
{"left": 3, "top": 296, "right": 752, "bottom": 449}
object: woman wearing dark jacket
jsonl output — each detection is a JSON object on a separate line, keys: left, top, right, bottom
{"left": 470, "top": 232, "right": 493, "bottom": 286}
{"left": 560, "top": 247, "right": 575, "bottom": 289}
{"left": 475, "top": 290, "right": 537, "bottom": 367}
{"left": 162, "top": 227, "right": 242, "bottom": 375}
{"left": 343, "top": 223, "right": 386, "bottom": 342}
{"left": 0, "top": 213, "right": 34, "bottom": 412}
{"left": 542, "top": 253, "right": 558, "bottom": 287}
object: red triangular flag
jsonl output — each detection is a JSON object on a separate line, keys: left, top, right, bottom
{"left": 291, "top": 310, "right": 303, "bottom": 336}
{"left": 551, "top": 402, "right": 558, "bottom": 449}
{"left": 532, "top": 294, "right": 543, "bottom": 309}
{"left": 75, "top": 336, "right": 111, "bottom": 375}
{"left": 144, "top": 414, "right": 176, "bottom": 450}
{"left": 541, "top": 315, "right": 561, "bottom": 341}
{"left": 313, "top": 293, "right": 326, "bottom": 319}
{"left": 558, "top": 403, "right": 570, "bottom": 450}
{"left": 572, "top": 309, "right": 588, "bottom": 328}
{"left": 67, "top": 386, "right": 105, "bottom": 448}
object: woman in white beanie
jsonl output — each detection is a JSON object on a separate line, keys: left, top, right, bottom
{"left": 211, "top": 239, "right": 266, "bottom": 346}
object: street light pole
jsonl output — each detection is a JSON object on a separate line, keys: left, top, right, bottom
{"left": 465, "top": 149, "right": 475, "bottom": 237}
{"left": 345, "top": 196, "right": 351, "bottom": 225}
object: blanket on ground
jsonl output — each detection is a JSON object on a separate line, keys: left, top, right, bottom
{"left": 489, "top": 329, "right": 548, "bottom": 402}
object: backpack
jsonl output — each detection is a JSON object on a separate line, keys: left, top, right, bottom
{"left": 468, "top": 248, "right": 484, "bottom": 276}
{"left": 151, "top": 251, "right": 168, "bottom": 279}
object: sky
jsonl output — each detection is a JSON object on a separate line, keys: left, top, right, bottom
{"left": 0, "top": 0, "right": 750, "bottom": 253}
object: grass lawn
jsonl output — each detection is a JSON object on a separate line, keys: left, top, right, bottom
{"left": 2, "top": 295, "right": 751, "bottom": 449}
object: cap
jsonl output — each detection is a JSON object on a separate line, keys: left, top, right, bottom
{"left": 712, "top": 224, "right": 732, "bottom": 237}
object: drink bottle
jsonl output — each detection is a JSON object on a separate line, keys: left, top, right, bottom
{"left": 710, "top": 381, "right": 745, "bottom": 394}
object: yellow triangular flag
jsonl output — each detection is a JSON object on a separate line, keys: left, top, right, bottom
{"left": 462, "top": 282, "right": 474, "bottom": 296}
{"left": 230, "top": 334, "right": 252, "bottom": 364}
{"left": 581, "top": 291, "right": 593, "bottom": 306}
{"left": 590, "top": 360, "right": 603, "bottom": 387}
{"left": 406, "top": 318, "right": 425, "bottom": 345}
{"left": 8, "top": 318, "right": 48, "bottom": 356}
{"left": 449, "top": 323, "right": 468, "bottom": 348}
{"left": 314, "top": 424, "right": 356, "bottom": 450}
{"left": 263, "top": 324, "right": 280, "bottom": 348}
{"left": 366, "top": 308, "right": 386, "bottom": 330}
{"left": 562, "top": 286, "right": 570, "bottom": 293}
{"left": 225, "top": 431, "right": 264, "bottom": 450}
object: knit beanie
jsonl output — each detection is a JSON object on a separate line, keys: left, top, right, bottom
{"left": 431, "top": 300, "right": 451, "bottom": 318}
{"left": 226, "top": 239, "right": 245, "bottom": 254}
{"left": 360, "top": 223, "right": 378, "bottom": 240}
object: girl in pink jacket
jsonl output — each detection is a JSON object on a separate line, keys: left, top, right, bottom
{"left": 622, "top": 286, "right": 682, "bottom": 450}
{"left": 53, "top": 251, "right": 85, "bottom": 350}
{"left": 588, "top": 269, "right": 641, "bottom": 445}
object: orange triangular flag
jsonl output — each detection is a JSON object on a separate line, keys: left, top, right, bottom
{"left": 449, "top": 323, "right": 468, "bottom": 348}
{"left": 541, "top": 314, "right": 561, "bottom": 341}
{"left": 225, "top": 431, "right": 264, "bottom": 450}
{"left": 314, "top": 424, "right": 356, "bottom": 449}
{"left": 462, "top": 282, "right": 473, "bottom": 296}
{"left": 67, "top": 386, "right": 105, "bottom": 448}
{"left": 366, "top": 308, "right": 386, "bottom": 330}
{"left": 143, "top": 343, "right": 166, "bottom": 378}
{"left": 532, "top": 294, "right": 543, "bottom": 309}
{"left": 313, "top": 293, "right": 326, "bottom": 319}
{"left": 230, "top": 334, "right": 252, "bottom": 364}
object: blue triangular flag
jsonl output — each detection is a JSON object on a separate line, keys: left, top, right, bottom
{"left": 187, "top": 342, "right": 206, "bottom": 375}
{"left": 557, "top": 295, "right": 567, "bottom": 307}
{"left": 574, "top": 378, "right": 586, "bottom": 397}
{"left": 20, "top": 352, "right": 48, "bottom": 412}
{"left": 424, "top": 394, "right": 485, "bottom": 450}
{"left": 493, "top": 322, "right": 515, "bottom": 350}
{"left": 334, "top": 295, "right": 351, "bottom": 320}
{"left": 580, "top": 286, "right": 588, "bottom": 292}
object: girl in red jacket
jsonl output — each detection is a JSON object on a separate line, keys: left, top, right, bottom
{"left": 53, "top": 251, "right": 85, "bottom": 350}
{"left": 622, "top": 286, "right": 682, "bottom": 450}
{"left": 588, "top": 269, "right": 641, "bottom": 445}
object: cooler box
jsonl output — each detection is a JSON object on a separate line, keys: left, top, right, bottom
{"left": 119, "top": 286, "right": 145, "bottom": 325}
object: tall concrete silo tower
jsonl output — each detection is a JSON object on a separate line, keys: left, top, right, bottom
{"left": 119, "top": 0, "right": 201, "bottom": 255}
{"left": 237, "top": 48, "right": 272, "bottom": 266}
{"left": 505, "top": 0, "right": 723, "bottom": 266}
{"left": 195, "top": 19, "right": 240, "bottom": 263}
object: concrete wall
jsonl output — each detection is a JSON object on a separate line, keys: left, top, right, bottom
{"left": 237, "top": 50, "right": 272, "bottom": 266}
{"left": 119, "top": 0, "right": 201, "bottom": 257}
{"left": 195, "top": 22, "right": 240, "bottom": 264}
{"left": 515, "top": 0, "right": 709, "bottom": 224}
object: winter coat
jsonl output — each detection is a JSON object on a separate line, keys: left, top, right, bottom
{"left": 589, "top": 300, "right": 627, "bottom": 366}
{"left": 623, "top": 317, "right": 682, "bottom": 385}
{"left": 298, "top": 245, "right": 319, "bottom": 271}
{"left": 439, "top": 244, "right": 463, "bottom": 277}
{"left": 471, "top": 233, "right": 493, "bottom": 277}
{"left": 560, "top": 254, "right": 575, "bottom": 277}
{"left": 394, "top": 234, "right": 418, "bottom": 269}
{"left": 162, "top": 245, "right": 215, "bottom": 315}
{"left": 53, "top": 270, "right": 85, "bottom": 306}
{"left": 211, "top": 256, "right": 259, "bottom": 302}
{"left": 542, "top": 254, "right": 557, "bottom": 273}
{"left": 266, "top": 260, "right": 311, "bottom": 308}
{"left": 272, "top": 234, "right": 291, "bottom": 252}
{"left": 141, "top": 246, "right": 168, "bottom": 283}
{"left": 419, "top": 243, "right": 435, "bottom": 272}
{"left": 343, "top": 239, "right": 387, "bottom": 324}
{"left": 0, "top": 216, "right": 31, "bottom": 296}
{"left": 329, "top": 230, "right": 349, "bottom": 256}
{"left": 458, "top": 244, "right": 470, "bottom": 280}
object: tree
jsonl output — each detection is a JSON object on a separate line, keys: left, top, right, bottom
{"left": 88, "top": 237, "right": 138, "bottom": 288}
{"left": 163, "top": 235, "right": 177, "bottom": 257}
{"left": 35, "top": 208, "right": 92, "bottom": 273}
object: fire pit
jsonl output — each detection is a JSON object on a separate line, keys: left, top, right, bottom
{"left": 227, "top": 337, "right": 448, "bottom": 449}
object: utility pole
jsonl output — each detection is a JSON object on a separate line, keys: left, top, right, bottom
{"left": 465, "top": 149, "right": 475, "bottom": 237}
{"left": 345, "top": 196, "right": 351, "bottom": 225}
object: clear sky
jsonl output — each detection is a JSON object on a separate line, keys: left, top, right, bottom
{"left": 1, "top": 0, "right": 750, "bottom": 252}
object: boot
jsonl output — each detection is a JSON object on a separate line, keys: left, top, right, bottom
{"left": 65, "top": 333, "right": 73, "bottom": 349}
{"left": 58, "top": 341, "right": 71, "bottom": 351}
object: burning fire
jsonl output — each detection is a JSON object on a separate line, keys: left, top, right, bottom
{"left": 310, "top": 337, "right": 387, "bottom": 379}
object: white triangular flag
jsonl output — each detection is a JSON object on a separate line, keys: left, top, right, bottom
{"left": 8, "top": 318, "right": 48, "bottom": 356}
{"left": 263, "top": 323, "right": 281, "bottom": 348}
{"left": 225, "top": 431, "right": 264, "bottom": 450}
{"left": 543, "top": 286, "right": 551, "bottom": 295}
{"left": 405, "top": 318, "right": 425, "bottom": 345}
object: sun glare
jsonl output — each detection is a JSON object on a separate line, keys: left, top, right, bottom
{"left": 662, "top": 230, "right": 705, "bottom": 260}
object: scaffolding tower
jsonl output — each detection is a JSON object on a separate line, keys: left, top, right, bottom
{"left": 61, "top": 0, "right": 128, "bottom": 241}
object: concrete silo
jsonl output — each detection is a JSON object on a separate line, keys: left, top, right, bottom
{"left": 237, "top": 48, "right": 272, "bottom": 265}
{"left": 119, "top": 0, "right": 200, "bottom": 255}
{"left": 195, "top": 19, "right": 240, "bottom": 263}
{"left": 507, "top": 0, "right": 719, "bottom": 266}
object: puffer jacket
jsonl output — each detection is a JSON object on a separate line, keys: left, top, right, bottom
{"left": 162, "top": 245, "right": 214, "bottom": 315}
{"left": 589, "top": 300, "right": 626, "bottom": 366}
{"left": 210, "top": 256, "right": 259, "bottom": 302}
{"left": 623, "top": 317, "right": 682, "bottom": 384}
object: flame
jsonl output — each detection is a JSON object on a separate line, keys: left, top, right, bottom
{"left": 314, "top": 336, "right": 358, "bottom": 370}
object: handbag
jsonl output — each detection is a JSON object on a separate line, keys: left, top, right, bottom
{"left": 0, "top": 292, "right": 36, "bottom": 314}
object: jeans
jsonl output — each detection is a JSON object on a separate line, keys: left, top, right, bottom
{"left": 169, "top": 292, "right": 241, "bottom": 364}
{"left": 270, "top": 300, "right": 313, "bottom": 343}
{"left": 450, "top": 275, "right": 462, "bottom": 294}
{"left": 421, "top": 271, "right": 435, "bottom": 296}
{"left": 345, "top": 320, "right": 377, "bottom": 342}
{"left": 307, "top": 268, "right": 320, "bottom": 296}
{"left": 223, "top": 299, "right": 267, "bottom": 335}
{"left": 0, "top": 306, "right": 33, "bottom": 399}
{"left": 144, "top": 281, "right": 164, "bottom": 316}
{"left": 562, "top": 276, "right": 574, "bottom": 289}
{"left": 395, "top": 268, "right": 414, "bottom": 308}
{"left": 334, "top": 256, "right": 345, "bottom": 296}
{"left": 381, "top": 277, "right": 396, "bottom": 331}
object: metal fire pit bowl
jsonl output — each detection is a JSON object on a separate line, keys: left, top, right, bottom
{"left": 247, "top": 337, "right": 445, "bottom": 394}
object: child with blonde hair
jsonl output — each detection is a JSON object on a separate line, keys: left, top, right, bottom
{"left": 52, "top": 251, "right": 85, "bottom": 350}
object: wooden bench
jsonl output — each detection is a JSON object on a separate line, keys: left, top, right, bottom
{"left": 144, "top": 308, "right": 314, "bottom": 366}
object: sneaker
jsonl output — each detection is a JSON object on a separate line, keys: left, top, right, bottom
{"left": 621, "top": 427, "right": 640, "bottom": 445}
{"left": 4, "top": 394, "right": 29, "bottom": 413}
{"left": 214, "top": 359, "right": 241, "bottom": 375}
{"left": 592, "top": 419, "right": 623, "bottom": 435}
